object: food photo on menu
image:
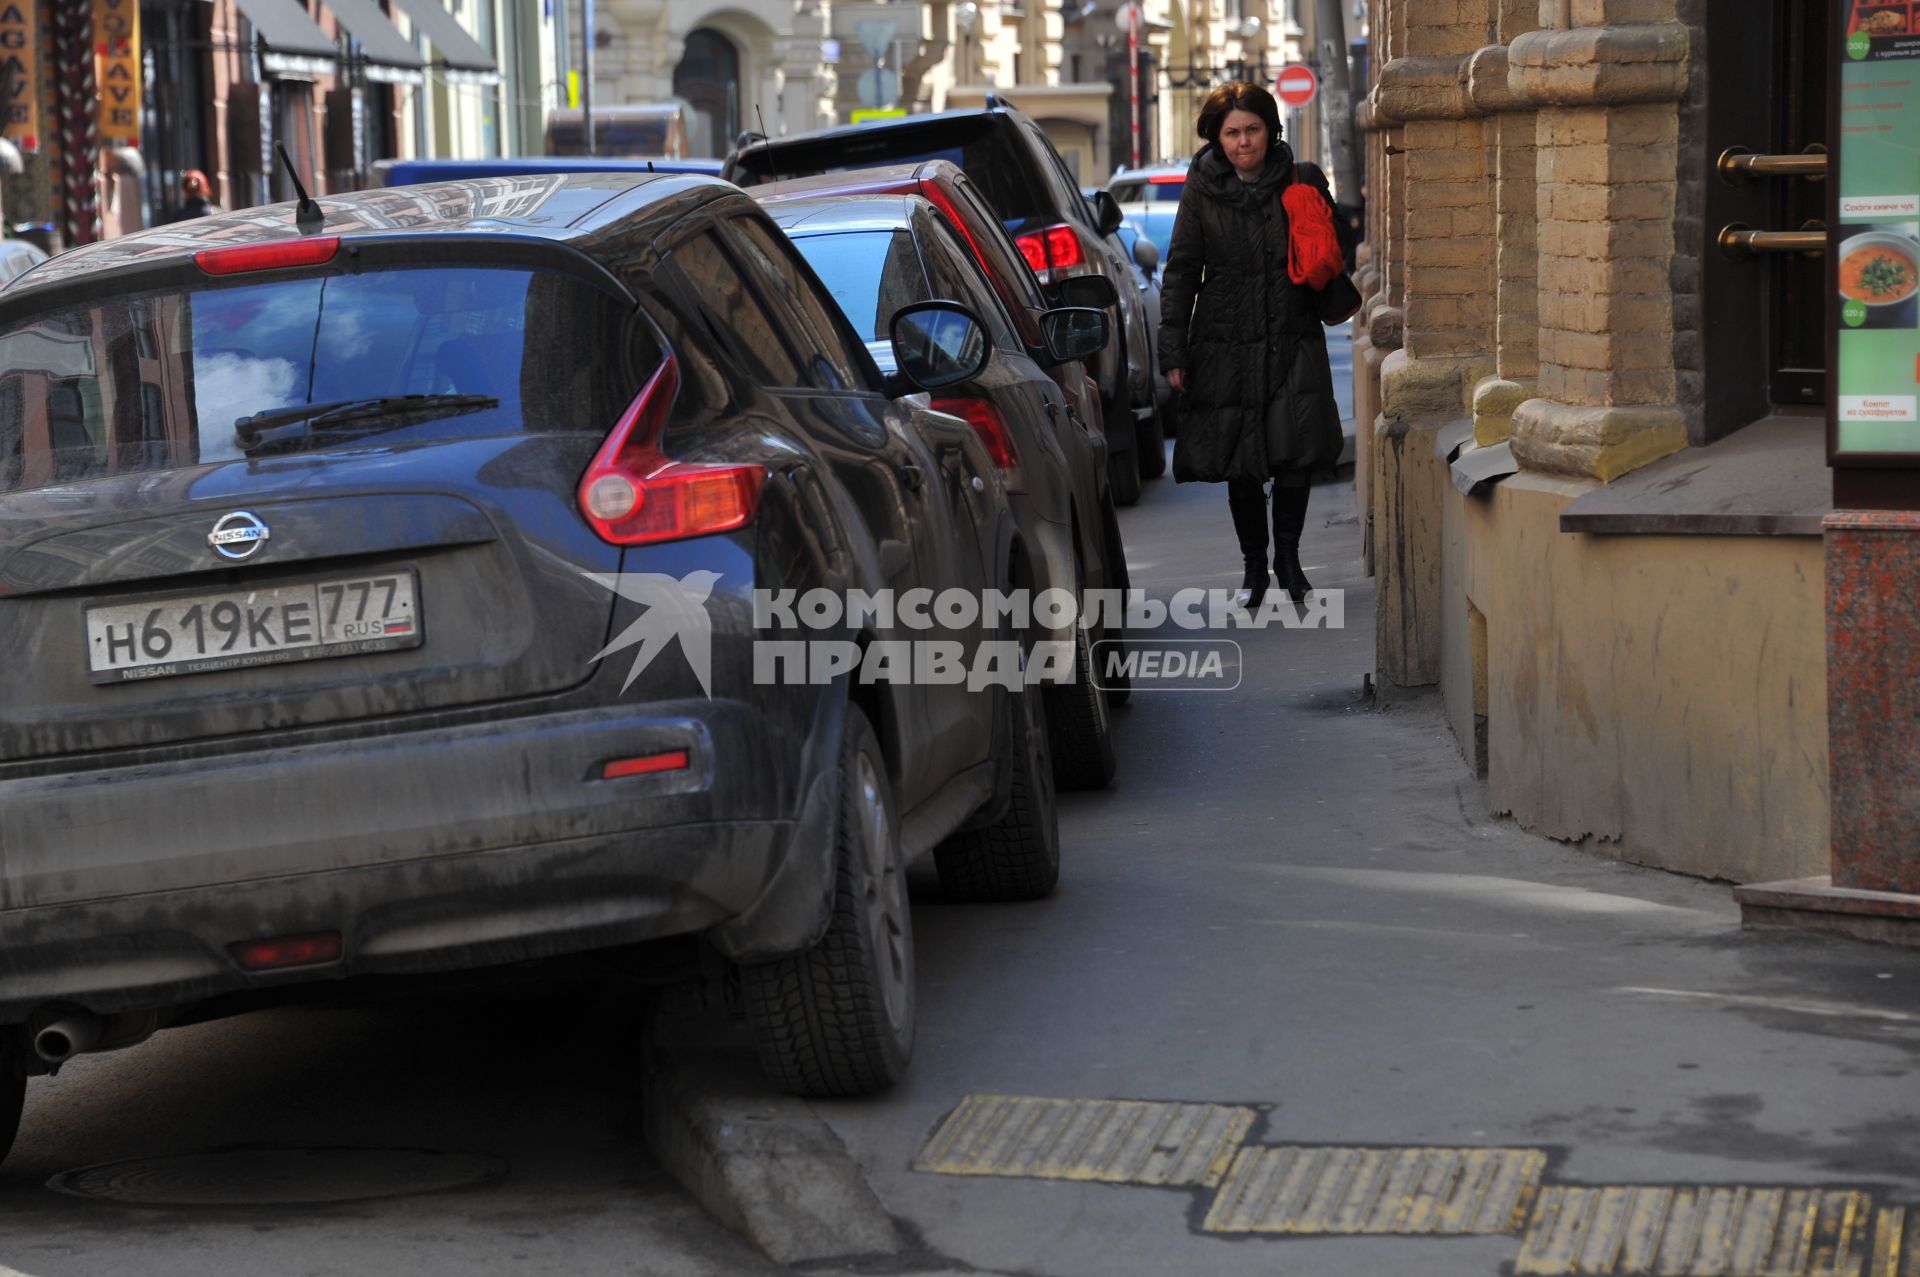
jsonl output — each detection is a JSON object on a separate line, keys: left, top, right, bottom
{"left": 1838, "top": 224, "right": 1920, "bottom": 328}
{"left": 1849, "top": 0, "right": 1920, "bottom": 55}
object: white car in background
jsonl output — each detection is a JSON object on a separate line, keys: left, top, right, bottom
{"left": 1105, "top": 163, "right": 1189, "bottom": 257}
{"left": 0, "top": 240, "right": 47, "bottom": 289}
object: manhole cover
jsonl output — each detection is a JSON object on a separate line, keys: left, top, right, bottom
{"left": 47, "top": 1147, "right": 507, "bottom": 1206}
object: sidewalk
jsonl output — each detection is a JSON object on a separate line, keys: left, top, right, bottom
{"left": 691, "top": 464, "right": 1920, "bottom": 1277}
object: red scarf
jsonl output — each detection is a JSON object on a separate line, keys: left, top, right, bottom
{"left": 1282, "top": 182, "right": 1345, "bottom": 290}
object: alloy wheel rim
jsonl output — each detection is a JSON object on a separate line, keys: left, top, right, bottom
{"left": 855, "top": 752, "right": 910, "bottom": 1032}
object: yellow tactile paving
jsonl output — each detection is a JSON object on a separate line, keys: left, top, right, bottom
{"left": 912, "top": 1095, "right": 1256, "bottom": 1188}
{"left": 911, "top": 1092, "right": 1919, "bottom": 1277}
{"left": 1514, "top": 1185, "right": 1876, "bottom": 1276}
{"left": 1199, "top": 1145, "right": 1547, "bottom": 1235}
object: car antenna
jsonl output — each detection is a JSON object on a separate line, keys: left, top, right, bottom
{"left": 754, "top": 104, "right": 782, "bottom": 183}
{"left": 276, "top": 143, "right": 325, "bottom": 235}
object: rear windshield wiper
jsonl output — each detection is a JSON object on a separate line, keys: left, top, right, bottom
{"left": 234, "top": 394, "right": 499, "bottom": 450}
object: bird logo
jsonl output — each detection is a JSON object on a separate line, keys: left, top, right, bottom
{"left": 583, "top": 570, "right": 722, "bottom": 697}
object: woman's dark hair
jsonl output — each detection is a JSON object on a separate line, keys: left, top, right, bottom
{"left": 1195, "top": 81, "right": 1284, "bottom": 156}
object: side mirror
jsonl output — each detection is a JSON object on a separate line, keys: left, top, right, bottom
{"left": 1051, "top": 274, "right": 1118, "bottom": 310}
{"left": 889, "top": 301, "right": 991, "bottom": 392}
{"left": 1092, "top": 189, "right": 1124, "bottom": 237}
{"left": 1040, "top": 306, "right": 1110, "bottom": 364}
{"left": 1131, "top": 235, "right": 1160, "bottom": 276}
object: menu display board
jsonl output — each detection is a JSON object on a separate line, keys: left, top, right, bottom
{"left": 1834, "top": 0, "right": 1920, "bottom": 459}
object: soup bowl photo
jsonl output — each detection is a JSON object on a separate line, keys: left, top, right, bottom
{"left": 1838, "top": 231, "right": 1920, "bottom": 308}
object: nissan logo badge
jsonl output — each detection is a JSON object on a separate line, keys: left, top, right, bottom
{"left": 208, "top": 511, "right": 271, "bottom": 561}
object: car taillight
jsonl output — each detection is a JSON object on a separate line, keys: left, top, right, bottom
{"left": 1013, "top": 223, "right": 1086, "bottom": 275}
{"left": 602, "top": 750, "right": 690, "bottom": 779}
{"left": 579, "top": 357, "right": 767, "bottom": 546}
{"left": 1148, "top": 174, "right": 1184, "bottom": 185}
{"left": 931, "top": 395, "right": 1025, "bottom": 494}
{"left": 230, "top": 931, "right": 342, "bottom": 972}
{"left": 1014, "top": 230, "right": 1049, "bottom": 273}
{"left": 195, "top": 237, "right": 340, "bottom": 275}
{"left": 1045, "top": 225, "right": 1083, "bottom": 269}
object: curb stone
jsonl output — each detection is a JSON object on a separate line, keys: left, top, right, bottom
{"left": 640, "top": 1001, "right": 904, "bottom": 1267}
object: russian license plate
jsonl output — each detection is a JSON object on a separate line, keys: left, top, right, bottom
{"left": 86, "top": 570, "right": 423, "bottom": 684}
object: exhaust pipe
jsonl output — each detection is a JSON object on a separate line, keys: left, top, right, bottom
{"left": 33, "top": 1012, "right": 101, "bottom": 1066}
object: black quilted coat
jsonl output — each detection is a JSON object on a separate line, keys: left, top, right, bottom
{"left": 1157, "top": 144, "right": 1343, "bottom": 483}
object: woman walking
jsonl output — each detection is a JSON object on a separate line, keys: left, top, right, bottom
{"left": 1158, "top": 81, "right": 1346, "bottom": 606}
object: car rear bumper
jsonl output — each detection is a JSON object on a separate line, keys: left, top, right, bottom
{"left": 0, "top": 818, "right": 790, "bottom": 1022}
{"left": 0, "top": 698, "right": 838, "bottom": 1021}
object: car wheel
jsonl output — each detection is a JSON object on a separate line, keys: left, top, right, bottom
{"left": 1136, "top": 400, "right": 1167, "bottom": 480}
{"left": 934, "top": 656, "right": 1060, "bottom": 902}
{"left": 1045, "top": 621, "right": 1118, "bottom": 790}
{"left": 1108, "top": 449, "right": 1142, "bottom": 507}
{"left": 0, "top": 1036, "right": 24, "bottom": 1167}
{"left": 1099, "top": 498, "right": 1132, "bottom": 708}
{"left": 741, "top": 705, "right": 913, "bottom": 1097}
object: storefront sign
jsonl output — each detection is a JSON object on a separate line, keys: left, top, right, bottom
{"left": 93, "top": 0, "right": 140, "bottom": 149}
{"left": 1832, "top": 0, "right": 1920, "bottom": 460}
{"left": 0, "top": 1, "right": 40, "bottom": 154}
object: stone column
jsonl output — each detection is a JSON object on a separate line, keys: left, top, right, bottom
{"left": 1472, "top": 2, "right": 1540, "bottom": 446}
{"left": 1371, "top": 0, "right": 1497, "bottom": 689}
{"left": 1506, "top": 10, "right": 1690, "bottom": 481}
{"left": 776, "top": 34, "right": 832, "bottom": 136}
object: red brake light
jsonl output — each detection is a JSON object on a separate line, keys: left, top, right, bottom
{"left": 1014, "top": 230, "right": 1048, "bottom": 274}
{"left": 230, "top": 931, "right": 342, "bottom": 972}
{"left": 1148, "top": 174, "right": 1185, "bottom": 184}
{"left": 603, "top": 750, "right": 690, "bottom": 779}
{"left": 1015, "top": 223, "right": 1085, "bottom": 274}
{"left": 579, "top": 357, "right": 766, "bottom": 546}
{"left": 931, "top": 396, "right": 1025, "bottom": 494}
{"left": 195, "top": 237, "right": 340, "bottom": 275}
{"left": 1045, "top": 225, "right": 1083, "bottom": 269}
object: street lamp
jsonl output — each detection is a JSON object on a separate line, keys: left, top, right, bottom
{"left": 955, "top": 0, "right": 979, "bottom": 82}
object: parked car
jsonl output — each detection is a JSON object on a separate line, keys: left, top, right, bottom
{"left": 0, "top": 172, "right": 1063, "bottom": 1156}
{"left": 0, "top": 239, "right": 46, "bottom": 289}
{"left": 374, "top": 156, "right": 724, "bottom": 185}
{"left": 761, "top": 193, "right": 1121, "bottom": 789}
{"left": 1114, "top": 218, "right": 1171, "bottom": 455}
{"left": 744, "top": 159, "right": 1132, "bottom": 618}
{"left": 722, "top": 98, "right": 1159, "bottom": 506}
{"left": 1106, "top": 162, "right": 1188, "bottom": 257}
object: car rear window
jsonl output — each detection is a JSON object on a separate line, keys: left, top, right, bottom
{"left": 1111, "top": 180, "right": 1184, "bottom": 203}
{"left": 786, "top": 230, "right": 929, "bottom": 345}
{"left": 731, "top": 117, "right": 1055, "bottom": 227}
{"left": 0, "top": 266, "right": 651, "bottom": 494}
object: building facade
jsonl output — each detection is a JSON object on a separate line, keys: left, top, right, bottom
{"left": 3, "top": 0, "right": 537, "bottom": 244}
{"left": 1351, "top": 0, "right": 1832, "bottom": 883}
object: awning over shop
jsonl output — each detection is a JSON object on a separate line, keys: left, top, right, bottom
{"left": 315, "top": 0, "right": 428, "bottom": 82}
{"left": 384, "top": 0, "right": 499, "bottom": 81}
{"left": 231, "top": 0, "right": 339, "bottom": 73}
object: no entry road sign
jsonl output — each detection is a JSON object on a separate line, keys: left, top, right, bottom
{"left": 1276, "top": 64, "right": 1318, "bottom": 108}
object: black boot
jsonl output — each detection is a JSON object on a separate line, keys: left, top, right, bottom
{"left": 1272, "top": 484, "right": 1312, "bottom": 604}
{"left": 1227, "top": 482, "right": 1270, "bottom": 609}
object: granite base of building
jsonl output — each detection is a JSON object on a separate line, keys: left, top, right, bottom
{"left": 1737, "top": 877, "right": 1920, "bottom": 949}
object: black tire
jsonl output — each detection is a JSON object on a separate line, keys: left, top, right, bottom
{"left": 741, "top": 706, "right": 913, "bottom": 1097}
{"left": 1045, "top": 622, "right": 1118, "bottom": 790}
{"left": 0, "top": 1036, "right": 24, "bottom": 1168}
{"left": 934, "top": 664, "right": 1059, "bottom": 902}
{"left": 1136, "top": 401, "right": 1167, "bottom": 480}
{"left": 1099, "top": 499, "right": 1132, "bottom": 707}
{"left": 1109, "top": 448, "right": 1142, "bottom": 507}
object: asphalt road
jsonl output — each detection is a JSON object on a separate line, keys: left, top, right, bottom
{"left": 0, "top": 979, "right": 788, "bottom": 1277}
